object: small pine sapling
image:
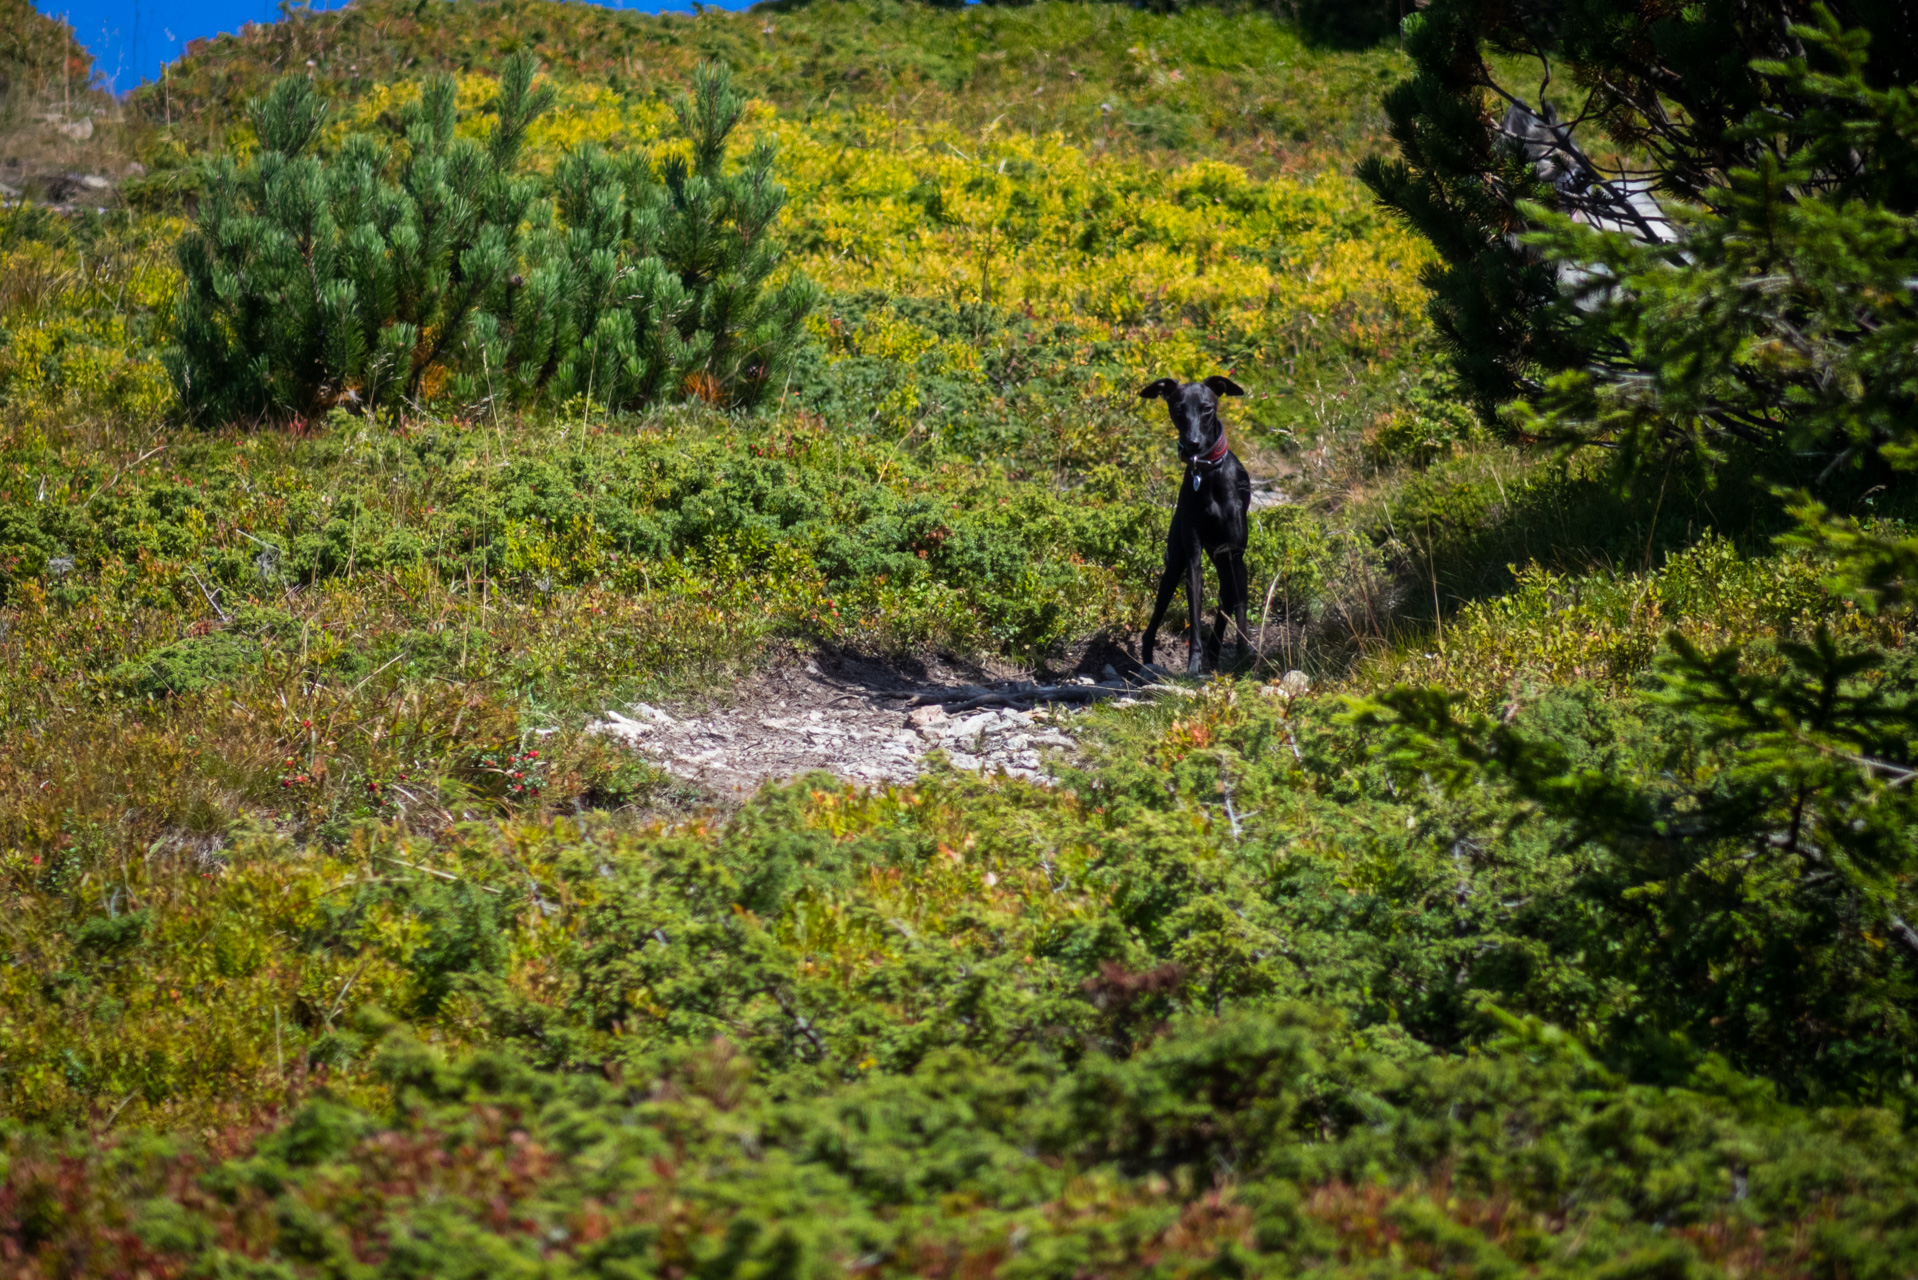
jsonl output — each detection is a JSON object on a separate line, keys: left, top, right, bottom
{"left": 168, "top": 56, "right": 814, "bottom": 426}
{"left": 525, "top": 62, "right": 819, "bottom": 413}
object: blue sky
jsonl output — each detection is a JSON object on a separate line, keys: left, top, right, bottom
{"left": 36, "top": 0, "right": 739, "bottom": 93}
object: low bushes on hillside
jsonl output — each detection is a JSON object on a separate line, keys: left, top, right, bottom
{"left": 3, "top": 8, "right": 1916, "bottom": 1278}
{"left": 6, "top": 1006, "right": 1914, "bottom": 1280}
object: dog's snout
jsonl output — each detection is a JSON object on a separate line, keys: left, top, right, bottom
{"left": 1175, "top": 410, "right": 1213, "bottom": 457}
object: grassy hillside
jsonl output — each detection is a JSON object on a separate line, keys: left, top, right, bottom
{"left": 136, "top": 0, "right": 1407, "bottom": 169}
{"left": 1, "top": 3, "right": 1914, "bottom": 1278}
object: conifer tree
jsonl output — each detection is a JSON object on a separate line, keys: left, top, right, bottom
{"left": 495, "top": 62, "right": 817, "bottom": 413}
{"left": 168, "top": 57, "right": 813, "bottom": 425}
{"left": 1509, "top": 14, "right": 1918, "bottom": 482}
{"left": 168, "top": 56, "right": 550, "bottom": 422}
{"left": 1360, "top": 1, "right": 1918, "bottom": 482}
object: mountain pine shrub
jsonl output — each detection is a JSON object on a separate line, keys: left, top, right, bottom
{"left": 526, "top": 63, "right": 819, "bottom": 413}
{"left": 168, "top": 57, "right": 815, "bottom": 425}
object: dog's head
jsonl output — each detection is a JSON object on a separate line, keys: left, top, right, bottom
{"left": 1139, "top": 375, "right": 1244, "bottom": 462}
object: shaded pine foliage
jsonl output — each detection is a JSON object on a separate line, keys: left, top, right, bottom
{"left": 1354, "top": 625, "right": 1918, "bottom": 1102}
{"left": 1362, "top": 0, "right": 1918, "bottom": 482}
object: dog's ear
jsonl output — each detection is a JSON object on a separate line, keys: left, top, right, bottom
{"left": 1203, "top": 375, "right": 1245, "bottom": 398}
{"left": 1138, "top": 378, "right": 1181, "bottom": 401}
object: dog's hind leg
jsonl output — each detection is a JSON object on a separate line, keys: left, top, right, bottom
{"left": 1215, "top": 549, "right": 1253, "bottom": 663}
{"left": 1142, "top": 561, "right": 1182, "bottom": 666}
{"left": 1185, "top": 552, "right": 1207, "bottom": 675}
{"left": 1204, "top": 570, "right": 1225, "bottom": 670}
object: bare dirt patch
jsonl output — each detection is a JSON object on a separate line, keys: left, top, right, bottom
{"left": 586, "top": 649, "right": 1151, "bottom": 798}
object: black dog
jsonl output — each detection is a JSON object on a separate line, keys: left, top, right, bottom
{"left": 1139, "top": 375, "right": 1252, "bottom": 674}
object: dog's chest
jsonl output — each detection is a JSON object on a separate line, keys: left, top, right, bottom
{"left": 1178, "top": 463, "right": 1245, "bottom": 549}
{"left": 1187, "top": 467, "right": 1233, "bottom": 510}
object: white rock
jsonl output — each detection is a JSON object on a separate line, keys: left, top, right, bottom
{"left": 908, "top": 705, "right": 948, "bottom": 727}
{"left": 949, "top": 712, "right": 997, "bottom": 738}
{"left": 947, "top": 751, "right": 982, "bottom": 771}
{"left": 596, "top": 710, "right": 651, "bottom": 741}
{"left": 630, "top": 702, "right": 678, "bottom": 726}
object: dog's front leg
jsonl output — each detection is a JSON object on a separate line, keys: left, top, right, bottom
{"left": 1142, "top": 562, "right": 1182, "bottom": 666}
{"left": 1184, "top": 551, "right": 1206, "bottom": 675}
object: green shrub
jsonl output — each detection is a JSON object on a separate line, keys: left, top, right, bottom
{"left": 534, "top": 64, "right": 818, "bottom": 412}
{"left": 8, "top": 1007, "right": 1918, "bottom": 1280}
{"left": 1353, "top": 627, "right": 1918, "bottom": 1103}
{"left": 107, "top": 630, "right": 262, "bottom": 698}
{"left": 1288, "top": 0, "right": 1404, "bottom": 49}
{"left": 169, "top": 60, "right": 553, "bottom": 422}
{"left": 104, "top": 605, "right": 293, "bottom": 698}
{"left": 168, "top": 57, "right": 814, "bottom": 424}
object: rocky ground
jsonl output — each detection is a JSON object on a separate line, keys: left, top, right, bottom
{"left": 0, "top": 102, "right": 139, "bottom": 211}
{"left": 586, "top": 645, "right": 1312, "bottom": 799}
{"left": 586, "top": 650, "right": 1166, "bottom": 797}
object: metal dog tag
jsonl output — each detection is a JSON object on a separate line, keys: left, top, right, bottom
{"left": 1192, "top": 472, "right": 1200, "bottom": 491}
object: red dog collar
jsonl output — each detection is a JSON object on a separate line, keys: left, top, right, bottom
{"left": 1192, "top": 434, "right": 1230, "bottom": 466}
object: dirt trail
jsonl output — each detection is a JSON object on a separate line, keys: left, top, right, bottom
{"left": 587, "top": 652, "right": 1152, "bottom": 797}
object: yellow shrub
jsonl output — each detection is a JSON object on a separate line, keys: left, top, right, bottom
{"left": 765, "top": 109, "right": 1432, "bottom": 380}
